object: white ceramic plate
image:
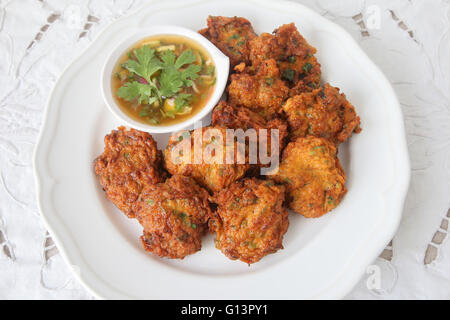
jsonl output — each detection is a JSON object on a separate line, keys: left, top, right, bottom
{"left": 34, "top": 0, "right": 410, "bottom": 299}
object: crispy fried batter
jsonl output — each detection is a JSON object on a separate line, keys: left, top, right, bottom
{"left": 164, "top": 126, "right": 251, "bottom": 193}
{"left": 135, "top": 175, "right": 212, "bottom": 259}
{"left": 249, "top": 23, "right": 321, "bottom": 92}
{"left": 211, "top": 101, "right": 288, "bottom": 168}
{"left": 198, "top": 15, "right": 257, "bottom": 67}
{"left": 274, "top": 23, "right": 316, "bottom": 56}
{"left": 249, "top": 33, "right": 284, "bottom": 66}
{"left": 282, "top": 83, "right": 361, "bottom": 144}
{"left": 94, "top": 126, "right": 165, "bottom": 218}
{"left": 233, "top": 62, "right": 246, "bottom": 73}
{"left": 272, "top": 136, "right": 347, "bottom": 218}
{"left": 227, "top": 59, "right": 289, "bottom": 118}
{"left": 212, "top": 101, "right": 267, "bottom": 131}
{"left": 211, "top": 178, "right": 289, "bottom": 264}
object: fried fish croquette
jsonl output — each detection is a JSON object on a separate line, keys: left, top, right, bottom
{"left": 94, "top": 126, "right": 165, "bottom": 218}
{"left": 198, "top": 15, "right": 257, "bottom": 67}
{"left": 164, "top": 126, "right": 251, "bottom": 193}
{"left": 211, "top": 178, "right": 289, "bottom": 264}
{"left": 249, "top": 23, "right": 321, "bottom": 91}
{"left": 272, "top": 136, "right": 347, "bottom": 218}
{"left": 227, "top": 59, "right": 289, "bottom": 118}
{"left": 282, "top": 83, "right": 361, "bottom": 144}
{"left": 211, "top": 101, "right": 288, "bottom": 167}
{"left": 136, "top": 175, "right": 212, "bottom": 259}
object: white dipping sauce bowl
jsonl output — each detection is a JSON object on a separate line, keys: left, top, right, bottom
{"left": 101, "top": 25, "right": 229, "bottom": 134}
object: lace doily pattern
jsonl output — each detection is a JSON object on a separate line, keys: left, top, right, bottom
{"left": 0, "top": 0, "right": 448, "bottom": 299}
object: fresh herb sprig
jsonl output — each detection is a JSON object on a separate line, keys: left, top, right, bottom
{"left": 116, "top": 46, "right": 201, "bottom": 116}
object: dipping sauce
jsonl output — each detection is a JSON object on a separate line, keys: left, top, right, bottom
{"left": 112, "top": 35, "right": 216, "bottom": 126}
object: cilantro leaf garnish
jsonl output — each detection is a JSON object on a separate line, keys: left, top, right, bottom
{"left": 122, "top": 46, "right": 161, "bottom": 82}
{"left": 116, "top": 45, "right": 205, "bottom": 122}
{"left": 159, "top": 67, "right": 184, "bottom": 97}
{"left": 180, "top": 64, "right": 201, "bottom": 86}
{"left": 174, "top": 50, "right": 197, "bottom": 69}
{"left": 160, "top": 49, "right": 176, "bottom": 66}
{"left": 159, "top": 50, "right": 201, "bottom": 97}
{"left": 175, "top": 94, "right": 192, "bottom": 112}
{"left": 117, "top": 81, "right": 155, "bottom": 104}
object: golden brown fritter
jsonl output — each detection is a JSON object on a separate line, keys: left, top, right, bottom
{"left": 135, "top": 175, "right": 212, "bottom": 259}
{"left": 249, "top": 23, "right": 321, "bottom": 92}
{"left": 249, "top": 33, "right": 284, "bottom": 66}
{"left": 94, "top": 126, "right": 165, "bottom": 218}
{"left": 271, "top": 136, "right": 347, "bottom": 218}
{"left": 211, "top": 101, "right": 288, "bottom": 168}
{"left": 198, "top": 15, "right": 257, "bottom": 67}
{"left": 164, "top": 126, "right": 250, "bottom": 193}
{"left": 211, "top": 178, "right": 289, "bottom": 264}
{"left": 227, "top": 59, "right": 289, "bottom": 118}
{"left": 211, "top": 101, "right": 285, "bottom": 133}
{"left": 282, "top": 83, "right": 361, "bottom": 144}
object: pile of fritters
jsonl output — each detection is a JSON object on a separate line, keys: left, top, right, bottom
{"left": 94, "top": 16, "right": 361, "bottom": 265}
{"left": 201, "top": 15, "right": 360, "bottom": 220}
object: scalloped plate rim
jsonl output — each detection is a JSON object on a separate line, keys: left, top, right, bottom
{"left": 33, "top": 0, "right": 410, "bottom": 300}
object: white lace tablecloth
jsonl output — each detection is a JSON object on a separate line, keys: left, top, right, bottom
{"left": 0, "top": 0, "right": 449, "bottom": 300}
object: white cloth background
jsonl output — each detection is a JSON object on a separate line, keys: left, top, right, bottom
{"left": 0, "top": 0, "right": 448, "bottom": 299}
